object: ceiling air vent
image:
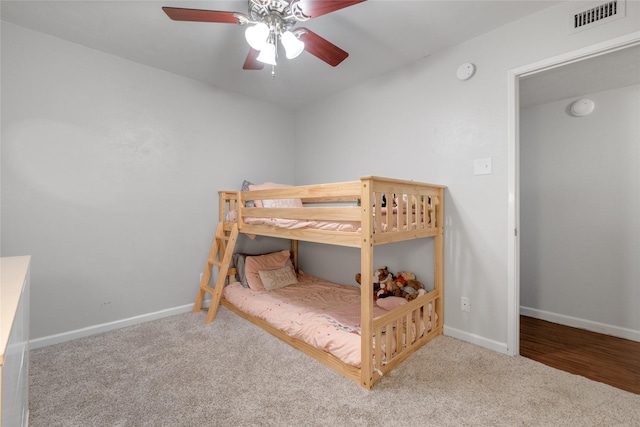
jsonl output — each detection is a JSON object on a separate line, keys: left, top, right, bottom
{"left": 569, "top": 0, "right": 626, "bottom": 34}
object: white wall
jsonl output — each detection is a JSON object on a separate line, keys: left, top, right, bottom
{"left": 1, "top": 22, "right": 294, "bottom": 340}
{"left": 520, "top": 84, "right": 640, "bottom": 339}
{"left": 2, "top": 2, "right": 639, "bottom": 349}
{"left": 293, "top": 2, "right": 640, "bottom": 352}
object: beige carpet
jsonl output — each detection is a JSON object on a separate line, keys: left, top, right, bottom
{"left": 29, "top": 307, "right": 640, "bottom": 426}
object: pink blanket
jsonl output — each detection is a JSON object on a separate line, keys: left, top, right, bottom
{"left": 244, "top": 216, "right": 360, "bottom": 232}
{"left": 228, "top": 207, "right": 424, "bottom": 233}
{"left": 223, "top": 272, "right": 435, "bottom": 367}
{"left": 223, "top": 272, "right": 364, "bottom": 367}
{"left": 321, "top": 303, "right": 388, "bottom": 334}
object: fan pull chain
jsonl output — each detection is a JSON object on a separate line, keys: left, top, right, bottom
{"left": 271, "top": 30, "right": 278, "bottom": 79}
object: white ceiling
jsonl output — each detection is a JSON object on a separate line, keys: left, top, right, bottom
{"left": 1, "top": 0, "right": 563, "bottom": 109}
{"left": 520, "top": 44, "right": 640, "bottom": 107}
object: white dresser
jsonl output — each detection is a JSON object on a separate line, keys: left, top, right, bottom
{"left": 1, "top": 256, "right": 31, "bottom": 427}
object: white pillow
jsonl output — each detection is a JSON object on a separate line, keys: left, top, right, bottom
{"left": 248, "top": 182, "right": 303, "bottom": 208}
{"left": 258, "top": 265, "right": 299, "bottom": 291}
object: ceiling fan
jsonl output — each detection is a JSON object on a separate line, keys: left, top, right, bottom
{"left": 162, "top": 0, "right": 365, "bottom": 72}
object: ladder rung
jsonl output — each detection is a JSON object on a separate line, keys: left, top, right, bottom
{"left": 200, "top": 285, "right": 215, "bottom": 294}
{"left": 208, "top": 259, "right": 224, "bottom": 268}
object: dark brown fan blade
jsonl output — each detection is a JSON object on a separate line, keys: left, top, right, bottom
{"left": 298, "top": 28, "right": 348, "bottom": 67}
{"left": 162, "top": 7, "right": 242, "bottom": 24}
{"left": 243, "top": 48, "right": 265, "bottom": 70}
{"left": 296, "top": 0, "right": 366, "bottom": 18}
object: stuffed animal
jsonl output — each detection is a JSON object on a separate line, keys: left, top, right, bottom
{"left": 388, "top": 271, "right": 426, "bottom": 301}
{"left": 355, "top": 266, "right": 396, "bottom": 300}
{"left": 374, "top": 267, "right": 396, "bottom": 299}
{"left": 356, "top": 267, "right": 429, "bottom": 301}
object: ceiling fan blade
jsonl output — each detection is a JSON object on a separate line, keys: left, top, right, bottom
{"left": 243, "top": 49, "right": 265, "bottom": 70}
{"left": 162, "top": 7, "right": 243, "bottom": 24}
{"left": 297, "top": 28, "right": 348, "bottom": 67}
{"left": 296, "top": 0, "right": 366, "bottom": 18}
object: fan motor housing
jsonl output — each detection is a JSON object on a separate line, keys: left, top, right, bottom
{"left": 248, "top": 0, "right": 307, "bottom": 30}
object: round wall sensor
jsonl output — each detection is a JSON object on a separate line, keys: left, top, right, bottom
{"left": 570, "top": 98, "right": 595, "bottom": 116}
{"left": 456, "top": 63, "right": 476, "bottom": 81}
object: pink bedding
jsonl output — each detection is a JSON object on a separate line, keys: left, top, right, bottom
{"left": 223, "top": 272, "right": 378, "bottom": 367}
{"left": 229, "top": 207, "right": 424, "bottom": 233}
{"left": 244, "top": 216, "right": 360, "bottom": 232}
{"left": 222, "top": 272, "right": 436, "bottom": 367}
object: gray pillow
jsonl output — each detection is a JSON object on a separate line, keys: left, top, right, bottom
{"left": 232, "top": 253, "right": 250, "bottom": 288}
{"left": 241, "top": 180, "right": 255, "bottom": 207}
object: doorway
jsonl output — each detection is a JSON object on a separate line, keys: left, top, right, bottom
{"left": 506, "top": 32, "right": 640, "bottom": 356}
{"left": 510, "top": 36, "right": 640, "bottom": 393}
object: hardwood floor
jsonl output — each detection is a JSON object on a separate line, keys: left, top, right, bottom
{"left": 520, "top": 316, "right": 640, "bottom": 394}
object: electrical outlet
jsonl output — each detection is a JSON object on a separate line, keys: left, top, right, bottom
{"left": 461, "top": 297, "right": 471, "bottom": 312}
{"left": 199, "top": 273, "right": 203, "bottom": 283}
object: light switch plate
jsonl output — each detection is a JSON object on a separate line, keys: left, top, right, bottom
{"left": 474, "top": 158, "right": 492, "bottom": 175}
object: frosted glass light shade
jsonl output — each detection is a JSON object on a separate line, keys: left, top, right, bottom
{"left": 281, "top": 31, "right": 304, "bottom": 59}
{"left": 256, "top": 43, "right": 276, "bottom": 65}
{"left": 245, "top": 23, "right": 269, "bottom": 50}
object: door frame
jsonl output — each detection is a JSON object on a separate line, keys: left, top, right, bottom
{"left": 506, "top": 31, "right": 640, "bottom": 356}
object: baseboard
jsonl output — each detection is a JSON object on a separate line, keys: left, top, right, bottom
{"left": 29, "top": 303, "right": 194, "bottom": 349}
{"left": 520, "top": 306, "right": 640, "bottom": 343}
{"left": 33, "top": 303, "right": 637, "bottom": 351}
{"left": 443, "top": 325, "right": 509, "bottom": 355}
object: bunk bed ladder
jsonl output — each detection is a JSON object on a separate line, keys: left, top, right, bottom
{"left": 193, "top": 222, "right": 239, "bottom": 323}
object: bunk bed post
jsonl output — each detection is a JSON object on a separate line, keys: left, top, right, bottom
{"left": 291, "top": 239, "right": 299, "bottom": 270}
{"left": 360, "top": 177, "right": 375, "bottom": 389}
{"left": 434, "top": 188, "right": 445, "bottom": 335}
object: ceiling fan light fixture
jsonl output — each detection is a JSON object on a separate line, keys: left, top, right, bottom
{"left": 281, "top": 30, "right": 305, "bottom": 59}
{"left": 163, "top": 0, "right": 363, "bottom": 72}
{"left": 245, "top": 22, "right": 270, "bottom": 50}
{"left": 256, "top": 42, "right": 277, "bottom": 65}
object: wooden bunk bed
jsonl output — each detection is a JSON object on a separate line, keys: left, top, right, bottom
{"left": 194, "top": 176, "right": 445, "bottom": 389}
